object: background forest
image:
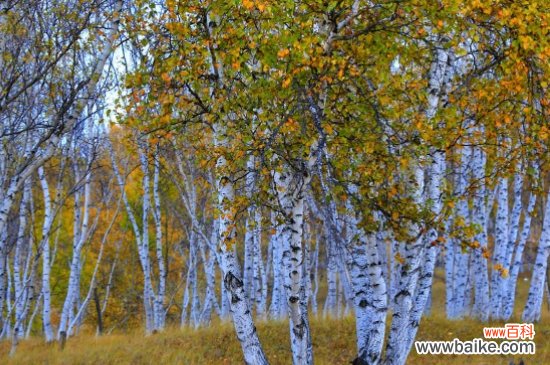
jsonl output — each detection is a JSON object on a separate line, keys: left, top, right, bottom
{"left": 0, "top": 0, "right": 549, "bottom": 364}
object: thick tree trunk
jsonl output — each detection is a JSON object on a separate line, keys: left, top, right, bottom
{"left": 385, "top": 167, "right": 425, "bottom": 365}
{"left": 402, "top": 151, "right": 445, "bottom": 355}
{"left": 215, "top": 144, "right": 268, "bottom": 364}
{"left": 350, "top": 235, "right": 388, "bottom": 364}
{"left": 274, "top": 165, "right": 314, "bottom": 365}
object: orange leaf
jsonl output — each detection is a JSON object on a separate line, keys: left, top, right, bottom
{"left": 242, "top": 0, "right": 254, "bottom": 10}
{"left": 277, "top": 48, "right": 290, "bottom": 58}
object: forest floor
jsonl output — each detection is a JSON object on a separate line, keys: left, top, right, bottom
{"left": 2, "top": 271, "right": 549, "bottom": 365}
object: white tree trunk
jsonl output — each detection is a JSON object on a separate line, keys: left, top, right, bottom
{"left": 38, "top": 167, "right": 54, "bottom": 342}
{"left": 490, "top": 176, "right": 509, "bottom": 319}
{"left": 470, "top": 142, "right": 490, "bottom": 321}
{"left": 58, "top": 154, "right": 93, "bottom": 339}
{"left": 253, "top": 208, "right": 267, "bottom": 317}
{"left": 402, "top": 150, "right": 445, "bottom": 355}
{"left": 385, "top": 167, "right": 425, "bottom": 365}
{"left": 503, "top": 185, "right": 537, "bottom": 320}
{"left": 522, "top": 190, "right": 550, "bottom": 322}
{"left": 269, "top": 219, "right": 286, "bottom": 319}
{"left": 152, "top": 150, "right": 166, "bottom": 330}
{"left": 12, "top": 179, "right": 31, "bottom": 339}
{"left": 274, "top": 165, "right": 314, "bottom": 365}
{"left": 449, "top": 145, "right": 472, "bottom": 318}
{"left": 215, "top": 144, "right": 268, "bottom": 364}
{"left": 324, "top": 240, "right": 339, "bottom": 317}
{"left": 180, "top": 246, "right": 192, "bottom": 327}
{"left": 138, "top": 143, "right": 156, "bottom": 333}
{"left": 107, "top": 133, "right": 156, "bottom": 334}
{"left": 311, "top": 233, "right": 320, "bottom": 315}
{"left": 498, "top": 167, "right": 524, "bottom": 319}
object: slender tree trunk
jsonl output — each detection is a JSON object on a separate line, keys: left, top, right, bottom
{"left": 503, "top": 187, "right": 536, "bottom": 320}
{"left": 253, "top": 208, "right": 267, "bottom": 317}
{"left": 199, "top": 240, "right": 217, "bottom": 324}
{"left": 490, "top": 176, "right": 509, "bottom": 319}
{"left": 12, "top": 179, "right": 31, "bottom": 338}
{"left": 58, "top": 155, "right": 93, "bottom": 339}
{"left": 269, "top": 221, "right": 285, "bottom": 319}
{"left": 324, "top": 240, "right": 338, "bottom": 317}
{"left": 138, "top": 142, "right": 156, "bottom": 333}
{"left": 522, "top": 191, "right": 550, "bottom": 322}
{"left": 93, "top": 288, "right": 103, "bottom": 335}
{"left": 449, "top": 146, "right": 472, "bottom": 318}
{"left": 38, "top": 167, "right": 54, "bottom": 342}
{"left": 107, "top": 134, "right": 156, "bottom": 334}
{"left": 311, "top": 233, "right": 320, "bottom": 315}
{"left": 0, "top": 230, "right": 6, "bottom": 336}
{"left": 180, "top": 246, "right": 192, "bottom": 327}
{"left": 152, "top": 149, "right": 166, "bottom": 330}
{"left": 445, "top": 215, "right": 456, "bottom": 318}
{"left": 471, "top": 142, "right": 490, "bottom": 322}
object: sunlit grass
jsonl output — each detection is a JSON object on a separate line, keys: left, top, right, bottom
{"left": 2, "top": 270, "right": 548, "bottom": 364}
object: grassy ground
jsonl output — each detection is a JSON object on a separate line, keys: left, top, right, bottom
{"left": 2, "top": 272, "right": 549, "bottom": 364}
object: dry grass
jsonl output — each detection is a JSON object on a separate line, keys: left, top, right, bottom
{"left": 2, "top": 271, "right": 549, "bottom": 364}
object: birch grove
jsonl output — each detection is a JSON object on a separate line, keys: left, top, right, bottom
{"left": 1, "top": 1, "right": 549, "bottom": 365}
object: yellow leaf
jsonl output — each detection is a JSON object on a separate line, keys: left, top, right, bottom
{"left": 242, "top": 0, "right": 254, "bottom": 10}
{"left": 282, "top": 77, "right": 292, "bottom": 88}
{"left": 284, "top": 117, "right": 298, "bottom": 131}
{"left": 392, "top": 211, "right": 399, "bottom": 221}
{"left": 395, "top": 253, "right": 405, "bottom": 265}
